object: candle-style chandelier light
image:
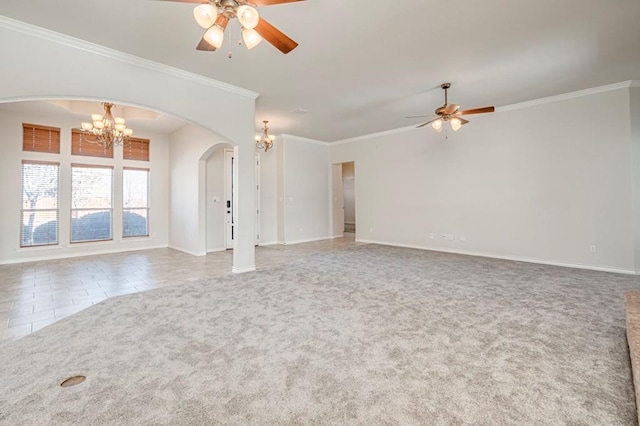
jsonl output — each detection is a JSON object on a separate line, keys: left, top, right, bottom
{"left": 255, "top": 120, "right": 275, "bottom": 152}
{"left": 80, "top": 103, "right": 133, "bottom": 150}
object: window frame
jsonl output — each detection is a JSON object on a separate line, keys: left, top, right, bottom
{"left": 20, "top": 160, "right": 60, "bottom": 248}
{"left": 70, "top": 163, "right": 115, "bottom": 244}
{"left": 122, "top": 167, "right": 150, "bottom": 238}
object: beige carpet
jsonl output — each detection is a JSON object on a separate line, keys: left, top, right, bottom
{"left": 0, "top": 244, "right": 638, "bottom": 424}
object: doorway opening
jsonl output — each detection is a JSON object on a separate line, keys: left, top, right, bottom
{"left": 332, "top": 161, "right": 356, "bottom": 238}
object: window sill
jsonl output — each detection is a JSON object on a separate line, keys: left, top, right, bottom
{"left": 121, "top": 235, "right": 152, "bottom": 243}
{"left": 16, "top": 245, "right": 62, "bottom": 253}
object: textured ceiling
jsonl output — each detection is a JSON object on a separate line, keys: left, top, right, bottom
{"left": 1, "top": 0, "right": 639, "bottom": 141}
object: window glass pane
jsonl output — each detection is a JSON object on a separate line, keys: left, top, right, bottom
{"left": 72, "top": 167, "right": 113, "bottom": 209}
{"left": 123, "top": 209, "right": 148, "bottom": 237}
{"left": 71, "top": 210, "right": 112, "bottom": 242}
{"left": 123, "top": 169, "right": 149, "bottom": 208}
{"left": 123, "top": 168, "right": 149, "bottom": 238}
{"left": 21, "top": 162, "right": 59, "bottom": 247}
{"left": 71, "top": 166, "right": 113, "bottom": 242}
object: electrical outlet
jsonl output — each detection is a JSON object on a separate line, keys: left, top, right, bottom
{"left": 589, "top": 245, "right": 597, "bottom": 253}
{"left": 442, "top": 234, "right": 448, "bottom": 240}
{"left": 429, "top": 233, "right": 434, "bottom": 239}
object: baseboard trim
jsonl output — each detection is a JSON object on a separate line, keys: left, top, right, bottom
{"left": 258, "top": 241, "right": 278, "bottom": 246}
{"left": 355, "top": 239, "right": 636, "bottom": 275}
{"left": 167, "top": 245, "right": 206, "bottom": 257}
{"left": 232, "top": 265, "right": 256, "bottom": 274}
{"left": 0, "top": 244, "right": 169, "bottom": 265}
{"left": 283, "top": 236, "right": 334, "bottom": 245}
{"left": 206, "top": 247, "right": 226, "bottom": 253}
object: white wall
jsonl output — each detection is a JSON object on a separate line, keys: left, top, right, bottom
{"left": 0, "top": 17, "right": 258, "bottom": 272}
{"left": 278, "top": 135, "right": 331, "bottom": 244}
{"left": 168, "top": 124, "right": 229, "bottom": 256}
{"left": 630, "top": 87, "right": 640, "bottom": 271}
{"left": 331, "top": 87, "right": 636, "bottom": 273}
{"left": 0, "top": 105, "right": 170, "bottom": 264}
{"left": 257, "top": 146, "right": 278, "bottom": 245}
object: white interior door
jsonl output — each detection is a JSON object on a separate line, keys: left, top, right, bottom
{"left": 224, "top": 149, "right": 234, "bottom": 249}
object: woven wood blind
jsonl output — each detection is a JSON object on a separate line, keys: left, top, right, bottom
{"left": 22, "top": 123, "right": 60, "bottom": 153}
{"left": 71, "top": 130, "right": 114, "bottom": 158}
{"left": 124, "top": 137, "right": 150, "bottom": 161}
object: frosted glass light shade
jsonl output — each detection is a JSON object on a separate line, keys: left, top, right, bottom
{"left": 237, "top": 5, "right": 259, "bottom": 29}
{"left": 124, "top": 128, "right": 134, "bottom": 137}
{"left": 242, "top": 28, "right": 263, "bottom": 49}
{"left": 204, "top": 25, "right": 225, "bottom": 48}
{"left": 115, "top": 124, "right": 127, "bottom": 132}
{"left": 93, "top": 121, "right": 105, "bottom": 130}
{"left": 193, "top": 4, "right": 218, "bottom": 29}
{"left": 81, "top": 122, "right": 93, "bottom": 131}
{"left": 431, "top": 119, "right": 443, "bottom": 132}
{"left": 91, "top": 114, "right": 103, "bottom": 122}
{"left": 255, "top": 134, "right": 262, "bottom": 142}
{"left": 115, "top": 117, "right": 126, "bottom": 125}
{"left": 268, "top": 135, "right": 276, "bottom": 142}
{"left": 450, "top": 117, "right": 462, "bottom": 131}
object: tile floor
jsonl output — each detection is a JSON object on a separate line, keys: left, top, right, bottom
{"left": 0, "top": 234, "right": 361, "bottom": 342}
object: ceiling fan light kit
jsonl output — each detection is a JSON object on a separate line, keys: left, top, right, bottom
{"left": 160, "top": 0, "right": 303, "bottom": 54}
{"left": 407, "top": 83, "right": 495, "bottom": 133}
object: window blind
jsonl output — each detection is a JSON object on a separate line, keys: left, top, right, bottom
{"left": 21, "top": 161, "right": 59, "bottom": 247}
{"left": 71, "top": 164, "right": 114, "bottom": 243}
{"left": 71, "top": 129, "right": 114, "bottom": 158}
{"left": 124, "top": 137, "right": 150, "bottom": 161}
{"left": 123, "top": 167, "right": 150, "bottom": 237}
{"left": 22, "top": 123, "right": 60, "bottom": 153}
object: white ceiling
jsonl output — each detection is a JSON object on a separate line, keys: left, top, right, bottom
{"left": 1, "top": 0, "right": 639, "bottom": 142}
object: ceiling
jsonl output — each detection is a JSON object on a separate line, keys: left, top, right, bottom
{"left": 1, "top": 0, "right": 639, "bottom": 142}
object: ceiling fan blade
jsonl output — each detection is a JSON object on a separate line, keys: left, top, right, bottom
{"left": 459, "top": 106, "right": 495, "bottom": 115}
{"left": 416, "top": 118, "right": 438, "bottom": 128}
{"left": 405, "top": 115, "right": 431, "bottom": 119}
{"left": 443, "top": 104, "right": 460, "bottom": 115}
{"left": 251, "top": 0, "right": 305, "bottom": 5}
{"left": 453, "top": 116, "right": 470, "bottom": 125}
{"left": 254, "top": 17, "right": 298, "bottom": 54}
{"left": 196, "top": 37, "right": 216, "bottom": 51}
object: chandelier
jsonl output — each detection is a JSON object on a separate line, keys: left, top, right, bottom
{"left": 80, "top": 103, "right": 133, "bottom": 149}
{"left": 194, "top": 1, "right": 263, "bottom": 50}
{"left": 255, "top": 120, "right": 275, "bottom": 151}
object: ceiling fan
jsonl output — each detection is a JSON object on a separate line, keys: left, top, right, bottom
{"left": 157, "top": 0, "right": 304, "bottom": 54}
{"left": 407, "top": 83, "right": 495, "bottom": 132}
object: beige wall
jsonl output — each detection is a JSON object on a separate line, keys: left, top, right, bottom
{"left": 331, "top": 87, "right": 637, "bottom": 273}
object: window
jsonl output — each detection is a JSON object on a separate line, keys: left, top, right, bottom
{"left": 124, "top": 137, "right": 150, "bottom": 161}
{"left": 23, "top": 123, "right": 60, "bottom": 153}
{"left": 71, "top": 129, "right": 114, "bottom": 158}
{"left": 21, "top": 161, "right": 59, "bottom": 247}
{"left": 71, "top": 164, "right": 114, "bottom": 243}
{"left": 123, "top": 168, "right": 149, "bottom": 238}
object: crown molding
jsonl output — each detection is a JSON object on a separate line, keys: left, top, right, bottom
{"left": 281, "top": 133, "right": 330, "bottom": 146}
{"left": 498, "top": 80, "right": 637, "bottom": 112}
{"left": 0, "top": 15, "right": 259, "bottom": 100}
{"left": 331, "top": 80, "right": 639, "bottom": 145}
{"left": 331, "top": 125, "right": 416, "bottom": 145}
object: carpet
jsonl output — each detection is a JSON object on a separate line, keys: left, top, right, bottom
{"left": 0, "top": 244, "right": 639, "bottom": 424}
